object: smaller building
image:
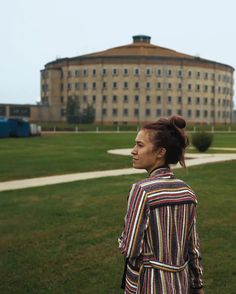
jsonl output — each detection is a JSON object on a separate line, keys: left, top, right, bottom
{"left": 0, "top": 103, "right": 50, "bottom": 123}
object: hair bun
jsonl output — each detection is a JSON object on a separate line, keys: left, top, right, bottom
{"left": 169, "top": 115, "right": 186, "bottom": 129}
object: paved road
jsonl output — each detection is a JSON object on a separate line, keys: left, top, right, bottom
{"left": 0, "top": 151, "right": 236, "bottom": 192}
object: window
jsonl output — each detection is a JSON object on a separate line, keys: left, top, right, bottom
{"left": 68, "top": 71, "right": 72, "bottom": 78}
{"left": 60, "top": 84, "right": 64, "bottom": 91}
{"left": 188, "top": 71, "right": 192, "bottom": 78}
{"left": 167, "top": 109, "right": 172, "bottom": 116}
{"left": 83, "top": 96, "right": 87, "bottom": 102}
{"left": 146, "top": 82, "right": 151, "bottom": 89}
{"left": 211, "top": 98, "right": 214, "bottom": 105}
{"left": 146, "top": 95, "right": 150, "bottom": 103}
{"left": 187, "top": 96, "right": 192, "bottom": 104}
{"left": 134, "top": 108, "right": 139, "bottom": 117}
{"left": 157, "top": 82, "right": 161, "bottom": 89}
{"left": 218, "top": 99, "right": 221, "bottom": 105}
{"left": 75, "top": 70, "right": 80, "bottom": 77}
{"left": 211, "top": 86, "right": 215, "bottom": 93}
{"left": 92, "top": 69, "right": 96, "bottom": 76}
{"left": 112, "top": 68, "right": 118, "bottom": 76}
{"left": 187, "top": 109, "right": 192, "bottom": 118}
{"left": 204, "top": 97, "right": 208, "bottom": 105}
{"left": 167, "top": 69, "right": 172, "bottom": 76}
{"left": 196, "top": 97, "right": 200, "bottom": 104}
{"left": 178, "top": 70, "right": 182, "bottom": 77}
{"left": 92, "top": 82, "right": 96, "bottom": 90}
{"left": 167, "top": 96, "right": 172, "bottom": 103}
{"left": 124, "top": 81, "right": 128, "bottom": 89}
{"left": 156, "top": 96, "right": 161, "bottom": 103}
{"left": 123, "top": 109, "right": 128, "bottom": 116}
{"left": 102, "top": 95, "right": 107, "bottom": 102}
{"left": 204, "top": 72, "right": 208, "bottom": 79}
{"left": 83, "top": 83, "right": 87, "bottom": 90}
{"left": 196, "top": 110, "right": 200, "bottom": 118}
{"left": 113, "top": 82, "right": 117, "bottom": 89}
{"left": 157, "top": 69, "right": 162, "bottom": 76}
{"left": 146, "top": 109, "right": 151, "bottom": 116}
{"left": 112, "top": 108, "right": 118, "bottom": 116}
{"left": 102, "top": 82, "right": 107, "bottom": 89}
{"left": 178, "top": 96, "right": 182, "bottom": 104}
{"left": 177, "top": 109, "right": 182, "bottom": 116}
{"left": 145, "top": 68, "right": 151, "bottom": 76}
{"left": 212, "top": 73, "right": 215, "bottom": 80}
{"left": 188, "top": 84, "right": 192, "bottom": 91}
{"left": 83, "top": 69, "right": 88, "bottom": 76}
{"left": 218, "top": 87, "right": 221, "bottom": 93}
{"left": 135, "top": 82, "right": 139, "bottom": 89}
{"left": 204, "top": 85, "right": 208, "bottom": 92}
{"left": 134, "top": 68, "right": 140, "bottom": 76}
{"left": 196, "top": 71, "right": 201, "bottom": 79}
{"left": 102, "top": 68, "right": 107, "bottom": 76}
{"left": 178, "top": 83, "right": 182, "bottom": 90}
{"left": 60, "top": 96, "right": 64, "bottom": 103}
{"left": 67, "top": 83, "right": 71, "bottom": 90}
{"left": 123, "top": 68, "right": 129, "bottom": 75}
{"left": 196, "top": 84, "right": 200, "bottom": 92}
{"left": 204, "top": 110, "right": 208, "bottom": 118}
{"left": 102, "top": 108, "right": 107, "bottom": 116}
{"left": 211, "top": 110, "right": 215, "bottom": 118}
{"left": 168, "top": 83, "right": 172, "bottom": 89}
{"left": 92, "top": 95, "right": 96, "bottom": 102}
{"left": 134, "top": 95, "right": 139, "bottom": 103}
{"left": 124, "top": 95, "right": 128, "bottom": 103}
{"left": 75, "top": 83, "right": 80, "bottom": 90}
{"left": 156, "top": 109, "right": 161, "bottom": 116}
{"left": 112, "top": 95, "right": 117, "bottom": 103}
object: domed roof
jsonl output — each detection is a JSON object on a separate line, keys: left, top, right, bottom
{"left": 80, "top": 35, "right": 195, "bottom": 60}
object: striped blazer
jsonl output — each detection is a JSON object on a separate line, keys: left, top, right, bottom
{"left": 119, "top": 167, "right": 203, "bottom": 294}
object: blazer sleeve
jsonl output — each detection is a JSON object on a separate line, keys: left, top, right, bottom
{"left": 188, "top": 205, "right": 204, "bottom": 289}
{"left": 118, "top": 183, "right": 149, "bottom": 259}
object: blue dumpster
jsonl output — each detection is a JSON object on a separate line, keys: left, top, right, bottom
{"left": 0, "top": 118, "right": 10, "bottom": 138}
{"left": 8, "top": 119, "right": 30, "bottom": 137}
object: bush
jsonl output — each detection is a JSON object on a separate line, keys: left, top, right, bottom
{"left": 191, "top": 131, "right": 214, "bottom": 152}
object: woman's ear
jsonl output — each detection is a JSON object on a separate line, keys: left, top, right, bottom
{"left": 156, "top": 147, "right": 166, "bottom": 159}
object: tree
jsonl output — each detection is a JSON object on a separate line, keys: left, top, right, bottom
{"left": 66, "top": 98, "right": 80, "bottom": 124}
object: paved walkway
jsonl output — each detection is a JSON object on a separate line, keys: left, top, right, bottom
{"left": 0, "top": 150, "right": 236, "bottom": 192}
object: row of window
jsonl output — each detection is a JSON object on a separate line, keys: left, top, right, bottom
{"left": 61, "top": 95, "right": 231, "bottom": 107}
{"left": 98, "top": 108, "right": 231, "bottom": 119}
{"left": 48, "top": 68, "right": 231, "bottom": 82}
{"left": 50, "top": 82, "right": 231, "bottom": 94}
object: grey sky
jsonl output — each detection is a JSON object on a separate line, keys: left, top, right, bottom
{"left": 1, "top": 0, "right": 235, "bottom": 106}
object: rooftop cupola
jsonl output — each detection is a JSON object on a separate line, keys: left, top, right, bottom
{"left": 132, "top": 35, "right": 151, "bottom": 43}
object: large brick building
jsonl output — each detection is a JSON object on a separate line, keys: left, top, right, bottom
{"left": 39, "top": 35, "right": 233, "bottom": 124}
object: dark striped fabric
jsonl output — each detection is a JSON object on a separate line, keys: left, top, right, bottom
{"left": 119, "top": 167, "right": 203, "bottom": 294}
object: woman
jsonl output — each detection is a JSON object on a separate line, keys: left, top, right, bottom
{"left": 119, "top": 116, "right": 204, "bottom": 294}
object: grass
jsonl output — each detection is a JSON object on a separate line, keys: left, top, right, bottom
{"left": 0, "top": 132, "right": 235, "bottom": 181}
{"left": 0, "top": 161, "right": 235, "bottom": 293}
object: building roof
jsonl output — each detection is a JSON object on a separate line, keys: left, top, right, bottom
{"left": 80, "top": 35, "right": 195, "bottom": 60}
{"left": 45, "top": 35, "right": 234, "bottom": 71}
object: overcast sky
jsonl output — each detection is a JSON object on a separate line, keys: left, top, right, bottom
{"left": 0, "top": 0, "right": 235, "bottom": 106}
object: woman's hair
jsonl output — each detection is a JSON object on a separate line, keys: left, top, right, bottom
{"left": 142, "top": 116, "right": 189, "bottom": 167}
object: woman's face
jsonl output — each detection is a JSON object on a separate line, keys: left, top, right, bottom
{"left": 131, "top": 129, "right": 165, "bottom": 173}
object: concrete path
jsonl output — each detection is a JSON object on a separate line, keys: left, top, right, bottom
{"left": 0, "top": 151, "right": 236, "bottom": 192}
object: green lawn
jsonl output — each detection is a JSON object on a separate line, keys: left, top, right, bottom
{"left": 0, "top": 161, "right": 235, "bottom": 293}
{"left": 0, "top": 132, "right": 235, "bottom": 181}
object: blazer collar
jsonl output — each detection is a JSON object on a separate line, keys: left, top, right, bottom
{"left": 149, "top": 166, "right": 174, "bottom": 178}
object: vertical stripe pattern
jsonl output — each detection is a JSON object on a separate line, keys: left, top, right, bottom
{"left": 119, "top": 167, "right": 203, "bottom": 293}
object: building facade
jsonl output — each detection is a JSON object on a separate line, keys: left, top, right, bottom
{"left": 41, "top": 35, "right": 234, "bottom": 124}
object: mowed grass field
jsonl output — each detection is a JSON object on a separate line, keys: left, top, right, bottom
{"left": 0, "top": 132, "right": 235, "bottom": 181}
{"left": 0, "top": 132, "right": 236, "bottom": 293}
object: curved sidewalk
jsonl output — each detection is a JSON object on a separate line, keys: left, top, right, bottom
{"left": 0, "top": 152, "right": 236, "bottom": 192}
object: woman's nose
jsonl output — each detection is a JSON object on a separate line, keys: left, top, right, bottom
{"left": 131, "top": 146, "right": 137, "bottom": 155}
